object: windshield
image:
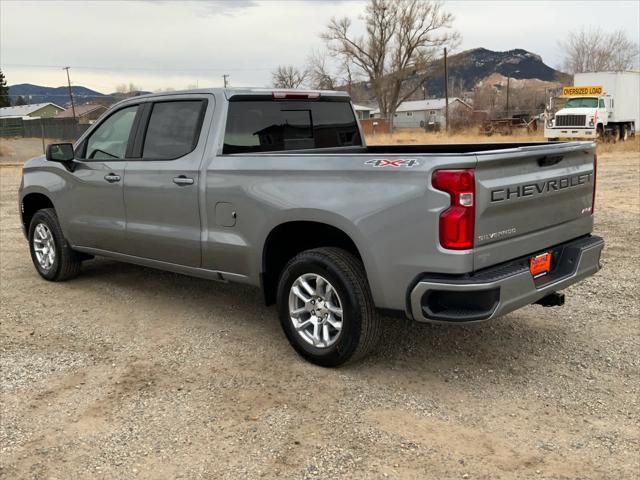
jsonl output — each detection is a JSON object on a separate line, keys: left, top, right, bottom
{"left": 565, "top": 97, "right": 599, "bottom": 108}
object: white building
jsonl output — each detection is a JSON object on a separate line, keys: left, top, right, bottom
{"left": 372, "top": 98, "right": 472, "bottom": 130}
{"left": 352, "top": 104, "right": 374, "bottom": 120}
{"left": 0, "top": 102, "right": 65, "bottom": 119}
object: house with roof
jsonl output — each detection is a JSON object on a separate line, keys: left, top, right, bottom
{"left": 0, "top": 102, "right": 65, "bottom": 119}
{"left": 352, "top": 104, "right": 374, "bottom": 120}
{"left": 372, "top": 98, "right": 472, "bottom": 130}
{"left": 56, "top": 103, "right": 108, "bottom": 124}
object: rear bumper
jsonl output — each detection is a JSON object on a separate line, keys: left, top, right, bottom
{"left": 408, "top": 235, "right": 604, "bottom": 324}
{"left": 544, "top": 127, "right": 596, "bottom": 139}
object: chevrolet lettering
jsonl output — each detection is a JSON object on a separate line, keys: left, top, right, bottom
{"left": 490, "top": 172, "right": 593, "bottom": 202}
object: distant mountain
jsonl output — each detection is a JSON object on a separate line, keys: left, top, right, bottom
{"left": 422, "top": 48, "right": 570, "bottom": 98}
{"left": 347, "top": 48, "right": 570, "bottom": 104}
{"left": 107, "top": 90, "right": 153, "bottom": 101}
{"left": 8, "top": 83, "right": 107, "bottom": 106}
{"left": 7, "top": 84, "right": 154, "bottom": 107}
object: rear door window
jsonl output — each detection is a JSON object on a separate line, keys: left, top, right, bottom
{"left": 223, "top": 100, "right": 361, "bottom": 153}
{"left": 142, "top": 100, "right": 206, "bottom": 159}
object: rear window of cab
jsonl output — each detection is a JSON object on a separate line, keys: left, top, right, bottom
{"left": 223, "top": 100, "right": 361, "bottom": 154}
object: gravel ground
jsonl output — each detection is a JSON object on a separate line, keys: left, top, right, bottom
{"left": 0, "top": 149, "right": 638, "bottom": 480}
{"left": 0, "top": 138, "right": 49, "bottom": 165}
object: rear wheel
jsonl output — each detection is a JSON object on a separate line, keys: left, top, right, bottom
{"left": 28, "top": 208, "right": 81, "bottom": 281}
{"left": 276, "top": 247, "right": 381, "bottom": 367}
{"left": 610, "top": 126, "right": 620, "bottom": 143}
{"left": 621, "top": 124, "right": 629, "bottom": 142}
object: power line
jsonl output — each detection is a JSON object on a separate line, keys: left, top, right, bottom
{"left": 2, "top": 63, "right": 273, "bottom": 72}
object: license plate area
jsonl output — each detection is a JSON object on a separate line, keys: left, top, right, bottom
{"left": 530, "top": 252, "right": 552, "bottom": 278}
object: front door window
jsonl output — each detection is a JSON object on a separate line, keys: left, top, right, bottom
{"left": 85, "top": 106, "right": 138, "bottom": 159}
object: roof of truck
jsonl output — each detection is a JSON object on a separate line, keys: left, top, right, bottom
{"left": 126, "top": 88, "right": 351, "bottom": 100}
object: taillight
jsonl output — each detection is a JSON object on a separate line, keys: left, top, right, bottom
{"left": 432, "top": 169, "right": 475, "bottom": 250}
{"left": 592, "top": 153, "right": 597, "bottom": 214}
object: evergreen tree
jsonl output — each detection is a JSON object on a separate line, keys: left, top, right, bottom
{"left": 15, "top": 95, "right": 27, "bottom": 106}
{"left": 0, "top": 70, "right": 9, "bottom": 108}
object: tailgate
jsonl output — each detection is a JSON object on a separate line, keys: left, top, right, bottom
{"left": 474, "top": 143, "right": 596, "bottom": 270}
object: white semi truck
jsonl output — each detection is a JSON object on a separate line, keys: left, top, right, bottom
{"left": 545, "top": 71, "right": 640, "bottom": 141}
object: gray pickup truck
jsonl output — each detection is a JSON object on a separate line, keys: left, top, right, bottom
{"left": 19, "top": 88, "right": 604, "bottom": 366}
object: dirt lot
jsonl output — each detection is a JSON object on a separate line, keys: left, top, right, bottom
{"left": 0, "top": 138, "right": 49, "bottom": 165}
{"left": 1, "top": 137, "right": 638, "bottom": 479}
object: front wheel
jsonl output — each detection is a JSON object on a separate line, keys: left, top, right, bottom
{"left": 28, "top": 208, "right": 81, "bottom": 281}
{"left": 276, "top": 247, "right": 381, "bottom": 367}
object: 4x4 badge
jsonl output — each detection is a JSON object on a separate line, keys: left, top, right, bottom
{"left": 365, "top": 158, "right": 419, "bottom": 168}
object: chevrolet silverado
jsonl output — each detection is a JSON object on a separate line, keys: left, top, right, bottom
{"left": 19, "top": 88, "right": 604, "bottom": 366}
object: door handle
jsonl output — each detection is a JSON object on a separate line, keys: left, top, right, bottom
{"left": 104, "top": 173, "right": 121, "bottom": 183}
{"left": 173, "top": 175, "right": 194, "bottom": 186}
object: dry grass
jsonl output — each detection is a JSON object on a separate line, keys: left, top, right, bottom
{"left": 0, "top": 140, "right": 15, "bottom": 157}
{"left": 366, "top": 128, "right": 544, "bottom": 145}
{"left": 365, "top": 128, "right": 640, "bottom": 155}
{"left": 595, "top": 135, "right": 640, "bottom": 154}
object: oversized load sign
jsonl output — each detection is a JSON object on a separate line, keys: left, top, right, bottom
{"left": 562, "top": 85, "right": 604, "bottom": 96}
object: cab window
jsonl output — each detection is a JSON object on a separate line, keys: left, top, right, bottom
{"left": 85, "top": 106, "right": 138, "bottom": 159}
{"left": 142, "top": 101, "right": 206, "bottom": 160}
{"left": 599, "top": 99, "right": 605, "bottom": 108}
{"left": 223, "top": 100, "right": 361, "bottom": 154}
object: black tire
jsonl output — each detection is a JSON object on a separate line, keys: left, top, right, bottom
{"left": 276, "top": 247, "right": 381, "bottom": 367}
{"left": 621, "top": 124, "right": 628, "bottom": 142}
{"left": 28, "top": 208, "right": 81, "bottom": 281}
{"left": 611, "top": 126, "right": 620, "bottom": 143}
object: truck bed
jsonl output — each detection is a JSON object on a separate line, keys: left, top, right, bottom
{"left": 365, "top": 142, "right": 564, "bottom": 154}
{"left": 227, "top": 142, "right": 570, "bottom": 155}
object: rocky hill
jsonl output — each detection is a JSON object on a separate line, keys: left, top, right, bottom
{"left": 346, "top": 48, "right": 570, "bottom": 104}
{"left": 423, "top": 48, "right": 570, "bottom": 98}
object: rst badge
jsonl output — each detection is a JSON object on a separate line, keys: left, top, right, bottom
{"left": 365, "top": 158, "right": 420, "bottom": 168}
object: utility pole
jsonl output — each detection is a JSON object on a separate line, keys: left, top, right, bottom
{"left": 443, "top": 48, "right": 449, "bottom": 133}
{"left": 506, "top": 76, "right": 510, "bottom": 119}
{"left": 222, "top": 74, "right": 229, "bottom": 88}
{"left": 63, "top": 66, "right": 76, "bottom": 120}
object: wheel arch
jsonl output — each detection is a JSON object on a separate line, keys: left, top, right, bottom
{"left": 260, "top": 219, "right": 369, "bottom": 306}
{"left": 21, "top": 191, "right": 56, "bottom": 235}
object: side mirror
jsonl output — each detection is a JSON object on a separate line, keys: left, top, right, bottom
{"left": 46, "top": 143, "right": 74, "bottom": 163}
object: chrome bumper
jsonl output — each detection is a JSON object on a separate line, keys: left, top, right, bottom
{"left": 544, "top": 127, "right": 597, "bottom": 139}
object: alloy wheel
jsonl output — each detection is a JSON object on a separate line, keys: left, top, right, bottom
{"left": 288, "top": 273, "right": 344, "bottom": 348}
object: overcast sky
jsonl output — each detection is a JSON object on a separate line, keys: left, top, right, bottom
{"left": 1, "top": 0, "right": 638, "bottom": 93}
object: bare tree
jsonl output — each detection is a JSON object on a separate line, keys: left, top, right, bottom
{"left": 271, "top": 65, "right": 308, "bottom": 89}
{"left": 306, "top": 49, "right": 370, "bottom": 101}
{"left": 115, "top": 82, "right": 142, "bottom": 94}
{"left": 322, "top": 0, "right": 459, "bottom": 119}
{"left": 306, "top": 50, "right": 337, "bottom": 90}
{"left": 560, "top": 27, "right": 640, "bottom": 74}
